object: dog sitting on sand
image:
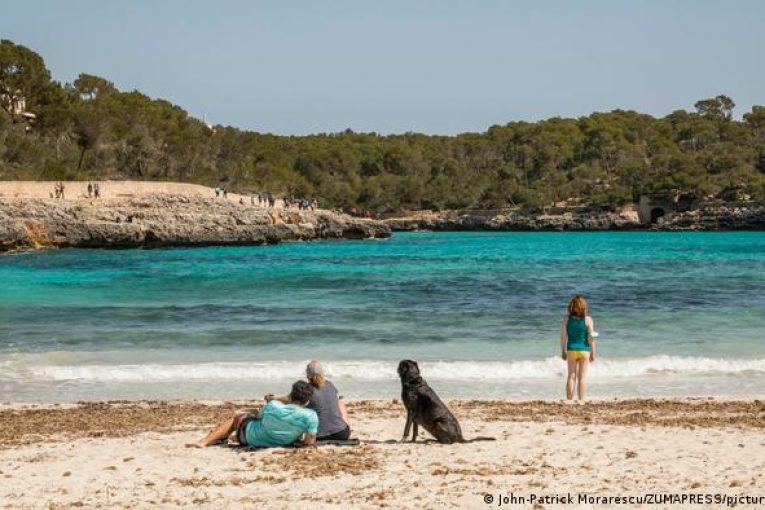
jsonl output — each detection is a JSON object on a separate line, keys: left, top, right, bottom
{"left": 397, "top": 360, "right": 495, "bottom": 444}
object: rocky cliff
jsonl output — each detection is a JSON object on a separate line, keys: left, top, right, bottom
{"left": 384, "top": 203, "right": 765, "bottom": 232}
{"left": 0, "top": 195, "right": 391, "bottom": 253}
{"left": 383, "top": 207, "right": 643, "bottom": 231}
{"left": 657, "top": 203, "right": 765, "bottom": 230}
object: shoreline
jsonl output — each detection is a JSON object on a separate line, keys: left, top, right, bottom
{"left": 381, "top": 203, "right": 765, "bottom": 232}
{"left": 2, "top": 227, "right": 763, "bottom": 256}
{"left": 2, "top": 181, "right": 764, "bottom": 255}
{"left": 2, "top": 398, "right": 763, "bottom": 509}
{"left": 0, "top": 188, "right": 391, "bottom": 253}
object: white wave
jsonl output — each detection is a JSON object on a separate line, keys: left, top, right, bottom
{"left": 16, "top": 356, "right": 765, "bottom": 382}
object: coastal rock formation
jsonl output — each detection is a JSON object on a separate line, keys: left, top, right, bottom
{"left": 384, "top": 202, "right": 765, "bottom": 231}
{"left": 0, "top": 195, "right": 390, "bottom": 253}
{"left": 384, "top": 207, "right": 643, "bottom": 231}
{"left": 656, "top": 203, "right": 765, "bottom": 230}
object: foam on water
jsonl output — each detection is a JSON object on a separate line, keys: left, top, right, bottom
{"left": 13, "top": 356, "right": 765, "bottom": 383}
{"left": 2, "top": 232, "right": 765, "bottom": 401}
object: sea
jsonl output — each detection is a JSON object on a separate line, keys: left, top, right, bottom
{"left": 1, "top": 232, "right": 764, "bottom": 403}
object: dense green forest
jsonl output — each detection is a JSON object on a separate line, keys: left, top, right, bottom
{"left": 2, "top": 39, "right": 764, "bottom": 211}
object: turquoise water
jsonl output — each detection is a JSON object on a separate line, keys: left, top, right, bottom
{"left": 1, "top": 232, "right": 764, "bottom": 401}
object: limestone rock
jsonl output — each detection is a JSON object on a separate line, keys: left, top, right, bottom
{"left": 0, "top": 194, "right": 390, "bottom": 253}
{"left": 383, "top": 203, "right": 765, "bottom": 231}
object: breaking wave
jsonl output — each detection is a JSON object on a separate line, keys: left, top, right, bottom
{"left": 15, "top": 355, "right": 765, "bottom": 382}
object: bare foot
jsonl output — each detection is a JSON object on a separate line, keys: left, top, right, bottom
{"left": 185, "top": 441, "right": 207, "bottom": 448}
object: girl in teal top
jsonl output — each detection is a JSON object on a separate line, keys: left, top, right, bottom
{"left": 560, "top": 295, "right": 597, "bottom": 401}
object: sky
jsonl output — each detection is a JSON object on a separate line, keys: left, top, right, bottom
{"left": 2, "top": 0, "right": 764, "bottom": 135}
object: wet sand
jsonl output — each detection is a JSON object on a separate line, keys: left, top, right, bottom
{"left": 1, "top": 399, "right": 764, "bottom": 508}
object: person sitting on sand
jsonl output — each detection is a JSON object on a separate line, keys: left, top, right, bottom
{"left": 560, "top": 294, "right": 597, "bottom": 402}
{"left": 305, "top": 360, "right": 351, "bottom": 440}
{"left": 267, "top": 360, "right": 351, "bottom": 441}
{"left": 188, "top": 381, "right": 318, "bottom": 448}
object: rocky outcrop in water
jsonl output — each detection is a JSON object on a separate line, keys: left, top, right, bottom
{"left": 0, "top": 195, "right": 391, "bottom": 253}
{"left": 383, "top": 207, "right": 643, "bottom": 231}
{"left": 656, "top": 203, "right": 765, "bottom": 230}
{"left": 384, "top": 202, "right": 765, "bottom": 231}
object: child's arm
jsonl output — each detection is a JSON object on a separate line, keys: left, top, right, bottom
{"left": 560, "top": 317, "right": 568, "bottom": 360}
{"left": 586, "top": 316, "right": 596, "bottom": 362}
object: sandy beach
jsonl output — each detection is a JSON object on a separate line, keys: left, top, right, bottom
{"left": 1, "top": 399, "right": 763, "bottom": 509}
{"left": 0, "top": 181, "right": 263, "bottom": 206}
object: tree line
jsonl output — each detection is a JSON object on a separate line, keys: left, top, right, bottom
{"left": 2, "top": 39, "right": 764, "bottom": 212}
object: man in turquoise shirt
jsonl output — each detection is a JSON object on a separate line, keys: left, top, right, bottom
{"left": 188, "top": 381, "right": 318, "bottom": 448}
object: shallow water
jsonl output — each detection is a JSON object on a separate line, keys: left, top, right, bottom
{"left": 1, "top": 232, "right": 764, "bottom": 402}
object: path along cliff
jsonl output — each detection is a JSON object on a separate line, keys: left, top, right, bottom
{"left": 0, "top": 181, "right": 390, "bottom": 253}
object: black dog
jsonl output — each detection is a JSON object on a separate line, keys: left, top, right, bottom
{"left": 397, "top": 360, "right": 495, "bottom": 444}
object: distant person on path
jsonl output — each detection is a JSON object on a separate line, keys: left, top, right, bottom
{"left": 93, "top": 182, "right": 100, "bottom": 199}
{"left": 223, "top": 187, "right": 228, "bottom": 200}
{"left": 59, "top": 182, "right": 65, "bottom": 199}
{"left": 266, "top": 360, "right": 351, "bottom": 441}
{"left": 187, "top": 381, "right": 318, "bottom": 448}
{"left": 560, "top": 295, "right": 597, "bottom": 402}
{"left": 214, "top": 187, "right": 220, "bottom": 198}
{"left": 87, "top": 182, "right": 93, "bottom": 198}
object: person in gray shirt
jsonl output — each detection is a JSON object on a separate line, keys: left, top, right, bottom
{"left": 305, "top": 360, "right": 351, "bottom": 440}
{"left": 265, "top": 360, "right": 352, "bottom": 440}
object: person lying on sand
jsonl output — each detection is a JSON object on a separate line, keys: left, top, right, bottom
{"left": 187, "top": 381, "right": 318, "bottom": 448}
{"left": 266, "top": 360, "right": 352, "bottom": 441}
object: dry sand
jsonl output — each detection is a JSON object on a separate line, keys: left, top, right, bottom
{"left": 1, "top": 399, "right": 764, "bottom": 509}
{"left": 0, "top": 181, "right": 279, "bottom": 207}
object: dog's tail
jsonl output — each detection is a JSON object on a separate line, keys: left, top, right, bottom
{"left": 459, "top": 436, "right": 496, "bottom": 443}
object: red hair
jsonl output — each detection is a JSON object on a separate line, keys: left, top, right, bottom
{"left": 567, "top": 295, "right": 587, "bottom": 317}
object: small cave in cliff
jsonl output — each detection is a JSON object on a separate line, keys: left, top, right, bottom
{"left": 650, "top": 207, "right": 666, "bottom": 223}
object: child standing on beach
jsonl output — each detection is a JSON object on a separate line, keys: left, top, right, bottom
{"left": 560, "top": 295, "right": 596, "bottom": 401}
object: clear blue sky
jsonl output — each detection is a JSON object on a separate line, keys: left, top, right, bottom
{"left": 2, "top": 0, "right": 763, "bottom": 135}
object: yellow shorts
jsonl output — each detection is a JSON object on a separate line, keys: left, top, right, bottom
{"left": 567, "top": 351, "right": 590, "bottom": 361}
